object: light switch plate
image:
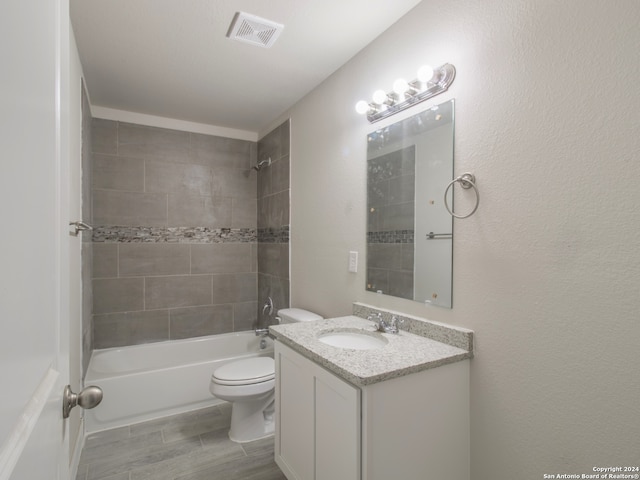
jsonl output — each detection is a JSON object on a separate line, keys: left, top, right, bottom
{"left": 348, "top": 251, "right": 358, "bottom": 273}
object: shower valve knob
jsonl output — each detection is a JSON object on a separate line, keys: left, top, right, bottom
{"left": 62, "top": 384, "right": 103, "bottom": 419}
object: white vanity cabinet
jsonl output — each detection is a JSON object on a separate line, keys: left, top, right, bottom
{"left": 275, "top": 341, "right": 361, "bottom": 480}
{"left": 274, "top": 340, "right": 470, "bottom": 480}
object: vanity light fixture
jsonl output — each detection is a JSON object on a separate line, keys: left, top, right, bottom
{"left": 355, "top": 63, "right": 456, "bottom": 123}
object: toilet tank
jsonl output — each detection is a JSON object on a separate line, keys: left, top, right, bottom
{"left": 277, "top": 308, "right": 322, "bottom": 324}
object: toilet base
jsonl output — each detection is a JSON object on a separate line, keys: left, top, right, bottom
{"left": 227, "top": 393, "right": 275, "bottom": 443}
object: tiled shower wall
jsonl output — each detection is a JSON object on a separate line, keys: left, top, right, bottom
{"left": 90, "top": 119, "right": 263, "bottom": 349}
{"left": 257, "top": 121, "right": 290, "bottom": 323}
{"left": 80, "top": 84, "right": 93, "bottom": 373}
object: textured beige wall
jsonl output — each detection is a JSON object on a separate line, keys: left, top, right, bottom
{"left": 270, "top": 0, "right": 640, "bottom": 478}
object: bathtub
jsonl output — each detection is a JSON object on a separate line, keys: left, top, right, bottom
{"left": 84, "top": 331, "right": 274, "bottom": 433}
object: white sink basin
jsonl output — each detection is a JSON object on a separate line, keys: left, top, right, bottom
{"left": 317, "top": 330, "right": 388, "bottom": 350}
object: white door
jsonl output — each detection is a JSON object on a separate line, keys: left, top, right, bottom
{"left": 0, "top": 0, "right": 72, "bottom": 479}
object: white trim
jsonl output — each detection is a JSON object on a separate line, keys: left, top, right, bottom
{"left": 0, "top": 368, "right": 60, "bottom": 480}
{"left": 69, "top": 417, "right": 85, "bottom": 480}
{"left": 91, "top": 106, "right": 258, "bottom": 142}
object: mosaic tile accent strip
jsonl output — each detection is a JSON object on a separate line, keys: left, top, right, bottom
{"left": 352, "top": 302, "right": 474, "bottom": 353}
{"left": 257, "top": 226, "right": 289, "bottom": 243}
{"left": 367, "top": 230, "right": 414, "bottom": 244}
{"left": 93, "top": 226, "right": 257, "bottom": 243}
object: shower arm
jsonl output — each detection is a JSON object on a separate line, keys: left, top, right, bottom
{"left": 253, "top": 157, "right": 272, "bottom": 171}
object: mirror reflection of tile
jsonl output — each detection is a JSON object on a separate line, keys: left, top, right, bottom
{"left": 366, "top": 99, "right": 454, "bottom": 308}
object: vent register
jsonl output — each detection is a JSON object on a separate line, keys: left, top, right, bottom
{"left": 227, "top": 12, "right": 284, "bottom": 48}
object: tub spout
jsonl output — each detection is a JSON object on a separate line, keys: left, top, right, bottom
{"left": 255, "top": 328, "right": 269, "bottom": 337}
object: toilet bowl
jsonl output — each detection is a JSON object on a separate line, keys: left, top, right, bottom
{"left": 210, "top": 356, "right": 275, "bottom": 443}
{"left": 209, "top": 308, "right": 322, "bottom": 443}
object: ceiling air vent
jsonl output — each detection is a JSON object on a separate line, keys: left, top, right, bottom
{"left": 227, "top": 12, "right": 284, "bottom": 48}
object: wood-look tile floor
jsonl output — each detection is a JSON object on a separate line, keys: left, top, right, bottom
{"left": 75, "top": 403, "right": 287, "bottom": 480}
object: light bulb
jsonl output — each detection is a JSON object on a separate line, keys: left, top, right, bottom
{"left": 416, "top": 65, "right": 435, "bottom": 83}
{"left": 392, "top": 78, "right": 409, "bottom": 95}
{"left": 355, "top": 100, "right": 370, "bottom": 115}
{"left": 372, "top": 89, "right": 388, "bottom": 105}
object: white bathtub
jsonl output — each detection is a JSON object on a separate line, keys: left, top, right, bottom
{"left": 84, "top": 332, "right": 274, "bottom": 433}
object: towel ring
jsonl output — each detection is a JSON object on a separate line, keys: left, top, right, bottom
{"left": 444, "top": 173, "right": 479, "bottom": 219}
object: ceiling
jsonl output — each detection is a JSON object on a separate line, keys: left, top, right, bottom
{"left": 70, "top": 0, "right": 423, "bottom": 134}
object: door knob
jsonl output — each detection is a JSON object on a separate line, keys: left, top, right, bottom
{"left": 62, "top": 384, "right": 103, "bottom": 419}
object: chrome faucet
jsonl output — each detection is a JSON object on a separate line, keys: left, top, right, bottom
{"left": 368, "top": 313, "right": 404, "bottom": 334}
{"left": 255, "top": 296, "right": 277, "bottom": 337}
{"left": 255, "top": 328, "right": 269, "bottom": 337}
{"left": 367, "top": 312, "right": 382, "bottom": 330}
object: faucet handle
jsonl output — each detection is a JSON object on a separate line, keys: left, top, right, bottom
{"left": 367, "top": 312, "right": 383, "bottom": 329}
{"left": 388, "top": 315, "right": 405, "bottom": 333}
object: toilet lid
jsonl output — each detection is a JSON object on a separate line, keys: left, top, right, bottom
{"left": 212, "top": 357, "right": 275, "bottom": 386}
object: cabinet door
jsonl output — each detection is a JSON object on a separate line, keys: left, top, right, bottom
{"left": 315, "top": 364, "right": 360, "bottom": 480}
{"left": 275, "top": 343, "right": 315, "bottom": 480}
{"left": 275, "top": 341, "right": 361, "bottom": 480}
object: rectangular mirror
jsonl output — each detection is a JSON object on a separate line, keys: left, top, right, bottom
{"left": 366, "top": 99, "right": 454, "bottom": 308}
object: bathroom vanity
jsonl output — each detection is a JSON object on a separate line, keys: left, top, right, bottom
{"left": 270, "top": 307, "right": 473, "bottom": 480}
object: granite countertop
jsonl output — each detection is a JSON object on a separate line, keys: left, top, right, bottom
{"left": 269, "top": 315, "right": 472, "bottom": 387}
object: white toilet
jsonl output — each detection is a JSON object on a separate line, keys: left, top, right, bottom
{"left": 209, "top": 307, "right": 322, "bottom": 443}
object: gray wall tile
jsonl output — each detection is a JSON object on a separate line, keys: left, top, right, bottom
{"left": 145, "top": 275, "right": 212, "bottom": 310}
{"left": 190, "top": 133, "right": 252, "bottom": 169}
{"left": 82, "top": 91, "right": 94, "bottom": 374}
{"left": 169, "top": 305, "right": 233, "bottom": 339}
{"left": 210, "top": 167, "right": 256, "bottom": 199}
{"left": 145, "top": 160, "right": 212, "bottom": 196}
{"left": 88, "top": 118, "right": 291, "bottom": 348}
{"left": 93, "top": 277, "right": 144, "bottom": 314}
{"left": 231, "top": 197, "right": 257, "bottom": 228}
{"left": 82, "top": 91, "right": 94, "bottom": 227}
{"left": 258, "top": 244, "right": 289, "bottom": 279}
{"left": 251, "top": 244, "right": 258, "bottom": 273}
{"left": 257, "top": 274, "right": 289, "bottom": 320}
{"left": 368, "top": 180, "right": 390, "bottom": 209}
{"left": 268, "top": 190, "right": 290, "bottom": 228}
{"left": 366, "top": 268, "right": 388, "bottom": 293}
{"left": 93, "top": 243, "right": 118, "bottom": 278}
{"left": 191, "top": 244, "right": 253, "bottom": 274}
{"left": 93, "top": 310, "right": 169, "bottom": 348}
{"left": 271, "top": 155, "right": 290, "bottom": 194}
{"left": 93, "top": 154, "right": 144, "bottom": 192}
{"left": 82, "top": 237, "right": 93, "bottom": 375}
{"left": 280, "top": 120, "right": 290, "bottom": 157}
{"left": 388, "top": 173, "right": 415, "bottom": 204}
{"left": 257, "top": 167, "right": 271, "bottom": 199}
{"left": 212, "top": 273, "right": 257, "bottom": 304}
{"left": 401, "top": 244, "right": 414, "bottom": 271}
{"left": 117, "top": 122, "right": 190, "bottom": 162}
{"left": 387, "top": 270, "right": 414, "bottom": 299}
{"left": 367, "top": 244, "right": 402, "bottom": 269}
{"left": 256, "top": 120, "right": 290, "bottom": 322}
{"left": 167, "top": 193, "right": 231, "bottom": 227}
{"left": 257, "top": 195, "right": 269, "bottom": 229}
{"left": 93, "top": 190, "right": 167, "bottom": 226}
{"left": 233, "top": 302, "right": 258, "bottom": 331}
{"left": 119, "top": 244, "right": 190, "bottom": 277}
{"left": 257, "top": 125, "right": 281, "bottom": 165}
{"left": 91, "top": 118, "right": 117, "bottom": 155}
{"left": 380, "top": 202, "right": 414, "bottom": 231}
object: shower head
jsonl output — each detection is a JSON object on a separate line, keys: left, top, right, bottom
{"left": 252, "top": 157, "right": 272, "bottom": 171}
